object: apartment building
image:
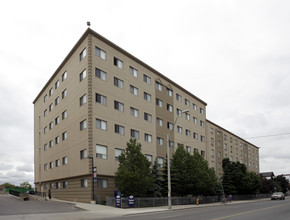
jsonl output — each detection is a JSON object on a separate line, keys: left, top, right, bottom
{"left": 33, "top": 28, "right": 259, "bottom": 203}
{"left": 205, "top": 120, "right": 259, "bottom": 178}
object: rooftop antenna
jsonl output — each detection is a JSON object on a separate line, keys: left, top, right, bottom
{"left": 87, "top": 21, "right": 91, "bottom": 27}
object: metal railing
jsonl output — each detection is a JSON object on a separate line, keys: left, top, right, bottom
{"left": 106, "top": 194, "right": 271, "bottom": 208}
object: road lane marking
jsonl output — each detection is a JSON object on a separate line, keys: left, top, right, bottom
{"left": 213, "top": 203, "right": 288, "bottom": 220}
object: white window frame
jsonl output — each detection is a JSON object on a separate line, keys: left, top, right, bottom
{"left": 96, "top": 144, "right": 107, "bottom": 159}
{"left": 96, "top": 118, "right": 107, "bottom": 130}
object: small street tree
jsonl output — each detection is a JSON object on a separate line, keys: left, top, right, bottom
{"left": 115, "top": 138, "right": 153, "bottom": 197}
{"left": 148, "top": 159, "right": 163, "bottom": 197}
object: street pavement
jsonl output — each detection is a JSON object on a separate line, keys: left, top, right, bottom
{"left": 0, "top": 194, "right": 272, "bottom": 220}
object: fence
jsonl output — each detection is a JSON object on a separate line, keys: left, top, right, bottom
{"left": 106, "top": 194, "right": 271, "bottom": 208}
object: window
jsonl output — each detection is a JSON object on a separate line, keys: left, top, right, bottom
{"left": 186, "top": 146, "right": 191, "bottom": 153}
{"left": 62, "top": 156, "right": 68, "bottom": 165}
{"left": 49, "top": 161, "right": 54, "bottom": 169}
{"left": 49, "top": 103, "right": 53, "bottom": 112}
{"left": 145, "top": 133, "right": 152, "bottom": 142}
{"left": 115, "top": 124, "right": 125, "bottom": 135}
{"left": 176, "top": 108, "right": 182, "bottom": 116}
{"left": 224, "top": 143, "right": 227, "bottom": 150}
{"left": 96, "top": 93, "right": 107, "bottom": 106}
{"left": 143, "top": 74, "right": 151, "bottom": 84}
{"left": 63, "top": 181, "right": 68, "bottom": 189}
{"left": 114, "top": 57, "right": 123, "bottom": 69}
{"left": 185, "top": 113, "right": 190, "bottom": 120}
{"left": 156, "top": 98, "right": 163, "bottom": 107}
{"left": 80, "top": 69, "right": 87, "bottom": 81}
{"left": 144, "top": 92, "right": 151, "bottom": 102}
{"left": 62, "top": 131, "right": 67, "bottom": 140}
{"left": 80, "top": 120, "right": 87, "bottom": 130}
{"left": 81, "top": 179, "right": 88, "bottom": 188}
{"left": 167, "top": 104, "right": 173, "bottom": 112}
{"left": 50, "top": 183, "right": 54, "bottom": 189}
{"left": 95, "top": 68, "right": 106, "bottom": 81}
{"left": 210, "top": 128, "right": 214, "bottom": 134}
{"left": 185, "top": 99, "right": 190, "bottom": 106}
{"left": 96, "top": 118, "right": 107, "bottom": 130}
{"left": 130, "top": 107, "right": 139, "bottom": 118}
{"left": 62, "top": 110, "right": 67, "bottom": 120}
{"left": 44, "top": 144, "right": 48, "bottom": 151}
{"left": 201, "top": 135, "right": 205, "bottom": 142}
{"left": 193, "top": 117, "right": 198, "bottom": 124}
{"left": 200, "top": 120, "right": 204, "bottom": 127}
{"left": 80, "top": 94, "right": 87, "bottom": 106}
{"left": 44, "top": 95, "right": 47, "bottom": 103}
{"left": 55, "top": 136, "right": 60, "bottom": 144}
{"left": 157, "top": 137, "right": 164, "bottom": 146}
{"left": 193, "top": 132, "right": 198, "bottom": 139}
{"left": 114, "top": 101, "right": 124, "bottom": 112}
{"left": 166, "top": 88, "right": 173, "bottom": 97}
{"left": 49, "top": 140, "right": 54, "bottom": 148}
{"left": 194, "top": 148, "right": 199, "bottom": 153}
{"left": 55, "top": 80, "right": 59, "bottom": 89}
{"left": 44, "top": 126, "right": 48, "bottom": 134}
{"left": 95, "top": 47, "right": 106, "bottom": 59}
{"left": 114, "top": 77, "right": 124, "bottom": 89}
{"left": 55, "top": 96, "right": 60, "bottom": 106}
{"left": 96, "top": 144, "right": 107, "bottom": 159}
{"left": 176, "top": 94, "right": 182, "bottom": 102}
{"left": 55, "top": 159, "right": 60, "bottom": 167}
{"left": 80, "top": 48, "right": 86, "bottom": 61}
{"left": 62, "top": 71, "right": 67, "bottom": 81}
{"left": 130, "top": 129, "right": 139, "bottom": 139}
{"left": 167, "top": 122, "right": 173, "bottom": 130}
{"left": 155, "top": 82, "right": 162, "bottom": 91}
{"left": 177, "top": 126, "right": 183, "bottom": 134}
{"left": 97, "top": 179, "right": 108, "bottom": 188}
{"left": 186, "top": 129, "right": 191, "bottom": 136}
{"left": 49, "top": 88, "right": 53, "bottom": 96}
{"left": 169, "top": 141, "right": 174, "bottom": 147}
{"left": 80, "top": 149, "right": 87, "bottom": 159}
{"left": 44, "top": 164, "right": 48, "bottom": 170}
{"left": 144, "top": 113, "right": 152, "bottom": 122}
{"left": 115, "top": 148, "right": 124, "bottom": 160}
{"left": 200, "top": 108, "right": 204, "bottom": 114}
{"left": 130, "top": 85, "right": 138, "bottom": 96}
{"left": 156, "top": 118, "right": 163, "bottom": 126}
{"left": 44, "top": 109, "right": 47, "bottom": 117}
{"left": 62, "top": 89, "right": 67, "bottom": 99}
{"left": 157, "top": 157, "right": 164, "bottom": 168}
{"left": 129, "top": 66, "right": 138, "bottom": 77}
{"left": 193, "top": 103, "right": 197, "bottom": 111}
{"left": 145, "top": 154, "right": 152, "bottom": 164}
{"left": 211, "top": 137, "right": 214, "bottom": 146}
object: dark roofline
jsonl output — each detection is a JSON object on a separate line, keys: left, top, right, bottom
{"left": 206, "top": 119, "right": 260, "bottom": 149}
{"left": 33, "top": 28, "right": 207, "bottom": 106}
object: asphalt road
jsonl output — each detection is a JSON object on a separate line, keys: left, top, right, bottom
{"left": 113, "top": 198, "right": 290, "bottom": 220}
{"left": 1, "top": 194, "right": 289, "bottom": 220}
{"left": 0, "top": 194, "right": 81, "bottom": 215}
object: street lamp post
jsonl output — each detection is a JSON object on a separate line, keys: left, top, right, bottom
{"left": 167, "top": 109, "right": 189, "bottom": 209}
{"left": 87, "top": 156, "right": 95, "bottom": 202}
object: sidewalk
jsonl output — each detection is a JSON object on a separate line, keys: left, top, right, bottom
{"left": 73, "top": 198, "right": 269, "bottom": 216}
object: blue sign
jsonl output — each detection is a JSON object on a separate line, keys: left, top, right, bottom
{"left": 128, "top": 195, "right": 134, "bottom": 208}
{"left": 93, "top": 167, "right": 97, "bottom": 183}
{"left": 116, "top": 195, "right": 121, "bottom": 208}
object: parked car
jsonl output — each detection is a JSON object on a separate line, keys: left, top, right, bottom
{"left": 271, "top": 192, "right": 285, "bottom": 200}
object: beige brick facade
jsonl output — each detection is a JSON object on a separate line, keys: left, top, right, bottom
{"left": 34, "top": 28, "right": 259, "bottom": 203}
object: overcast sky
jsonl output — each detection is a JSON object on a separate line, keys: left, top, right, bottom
{"left": 1, "top": 0, "right": 290, "bottom": 186}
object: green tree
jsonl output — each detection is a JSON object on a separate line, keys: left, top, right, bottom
{"left": 20, "top": 181, "right": 32, "bottom": 189}
{"left": 222, "top": 158, "right": 261, "bottom": 195}
{"left": 115, "top": 138, "right": 153, "bottom": 197}
{"left": 0, "top": 182, "right": 16, "bottom": 189}
{"left": 275, "top": 175, "right": 289, "bottom": 193}
{"left": 148, "top": 159, "right": 163, "bottom": 197}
